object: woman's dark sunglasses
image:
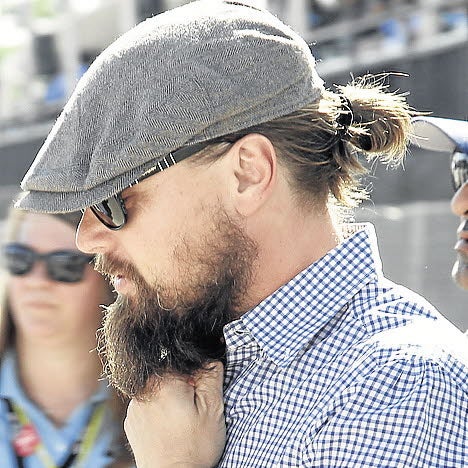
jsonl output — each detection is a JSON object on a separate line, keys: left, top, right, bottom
{"left": 2, "top": 243, "right": 94, "bottom": 283}
{"left": 90, "top": 142, "right": 211, "bottom": 230}
{"left": 451, "top": 151, "right": 468, "bottom": 192}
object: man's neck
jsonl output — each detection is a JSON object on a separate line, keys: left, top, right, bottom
{"left": 242, "top": 205, "right": 339, "bottom": 312}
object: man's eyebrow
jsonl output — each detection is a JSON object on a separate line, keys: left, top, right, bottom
{"left": 121, "top": 183, "right": 141, "bottom": 198}
{"left": 122, "top": 178, "right": 155, "bottom": 201}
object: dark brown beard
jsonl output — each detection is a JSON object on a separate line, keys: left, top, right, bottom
{"left": 94, "top": 211, "right": 257, "bottom": 399}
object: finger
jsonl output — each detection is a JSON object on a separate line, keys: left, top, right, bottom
{"left": 138, "top": 374, "right": 193, "bottom": 400}
{"left": 124, "top": 398, "right": 141, "bottom": 435}
{"left": 194, "top": 361, "right": 224, "bottom": 412}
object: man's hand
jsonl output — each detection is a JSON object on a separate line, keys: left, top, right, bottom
{"left": 124, "top": 361, "right": 226, "bottom": 468}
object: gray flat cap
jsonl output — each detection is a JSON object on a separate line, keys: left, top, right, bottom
{"left": 18, "top": 0, "right": 324, "bottom": 213}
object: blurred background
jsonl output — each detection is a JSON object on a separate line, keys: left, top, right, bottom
{"left": 0, "top": 0, "right": 467, "bottom": 328}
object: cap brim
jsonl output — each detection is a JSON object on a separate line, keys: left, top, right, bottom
{"left": 411, "top": 116, "right": 468, "bottom": 153}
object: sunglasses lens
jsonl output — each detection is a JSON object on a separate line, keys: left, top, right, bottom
{"left": 91, "top": 196, "right": 126, "bottom": 230}
{"left": 2, "top": 244, "right": 92, "bottom": 283}
{"left": 47, "top": 252, "right": 92, "bottom": 283}
{"left": 2, "top": 244, "right": 34, "bottom": 275}
{"left": 451, "top": 152, "right": 468, "bottom": 192}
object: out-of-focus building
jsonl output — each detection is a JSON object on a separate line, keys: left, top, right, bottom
{"left": 0, "top": 1, "right": 467, "bottom": 328}
{"left": 0, "top": 0, "right": 465, "bottom": 132}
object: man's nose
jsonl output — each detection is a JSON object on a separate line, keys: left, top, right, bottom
{"left": 451, "top": 182, "right": 468, "bottom": 218}
{"left": 76, "top": 208, "right": 111, "bottom": 254}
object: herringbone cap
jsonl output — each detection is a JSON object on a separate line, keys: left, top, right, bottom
{"left": 18, "top": 0, "right": 324, "bottom": 213}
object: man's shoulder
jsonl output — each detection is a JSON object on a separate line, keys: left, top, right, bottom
{"left": 366, "top": 315, "right": 468, "bottom": 362}
{"left": 358, "top": 317, "right": 468, "bottom": 398}
{"left": 352, "top": 276, "right": 442, "bottom": 337}
{"left": 357, "top": 276, "right": 438, "bottom": 317}
{"left": 348, "top": 278, "right": 468, "bottom": 379}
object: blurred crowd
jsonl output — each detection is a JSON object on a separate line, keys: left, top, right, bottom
{"left": 1, "top": 0, "right": 466, "bottom": 128}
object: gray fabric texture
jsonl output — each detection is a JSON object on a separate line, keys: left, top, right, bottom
{"left": 18, "top": 0, "right": 325, "bottom": 213}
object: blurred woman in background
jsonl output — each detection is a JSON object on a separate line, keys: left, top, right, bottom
{"left": 0, "top": 206, "right": 133, "bottom": 467}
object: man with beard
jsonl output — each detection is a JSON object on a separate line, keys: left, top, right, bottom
{"left": 16, "top": 1, "right": 468, "bottom": 467}
{"left": 412, "top": 117, "right": 468, "bottom": 293}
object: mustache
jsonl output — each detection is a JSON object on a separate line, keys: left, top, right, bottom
{"left": 94, "top": 253, "right": 141, "bottom": 284}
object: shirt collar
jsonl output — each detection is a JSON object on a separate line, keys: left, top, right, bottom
{"left": 226, "top": 223, "right": 382, "bottom": 367}
{"left": 0, "top": 350, "right": 22, "bottom": 401}
{"left": 0, "top": 349, "right": 110, "bottom": 404}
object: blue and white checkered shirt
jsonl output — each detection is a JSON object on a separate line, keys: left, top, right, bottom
{"left": 220, "top": 224, "right": 468, "bottom": 467}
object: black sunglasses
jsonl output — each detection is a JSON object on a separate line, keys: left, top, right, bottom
{"left": 451, "top": 151, "right": 468, "bottom": 192}
{"left": 90, "top": 142, "right": 211, "bottom": 230}
{"left": 2, "top": 243, "right": 94, "bottom": 283}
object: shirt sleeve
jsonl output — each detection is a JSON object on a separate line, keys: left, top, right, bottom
{"left": 301, "top": 354, "right": 468, "bottom": 467}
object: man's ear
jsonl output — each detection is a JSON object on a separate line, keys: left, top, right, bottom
{"left": 228, "top": 133, "right": 277, "bottom": 217}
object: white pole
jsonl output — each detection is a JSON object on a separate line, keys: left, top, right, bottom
{"left": 283, "top": 0, "right": 308, "bottom": 36}
{"left": 57, "top": 3, "right": 79, "bottom": 100}
{"left": 117, "top": 0, "right": 137, "bottom": 33}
